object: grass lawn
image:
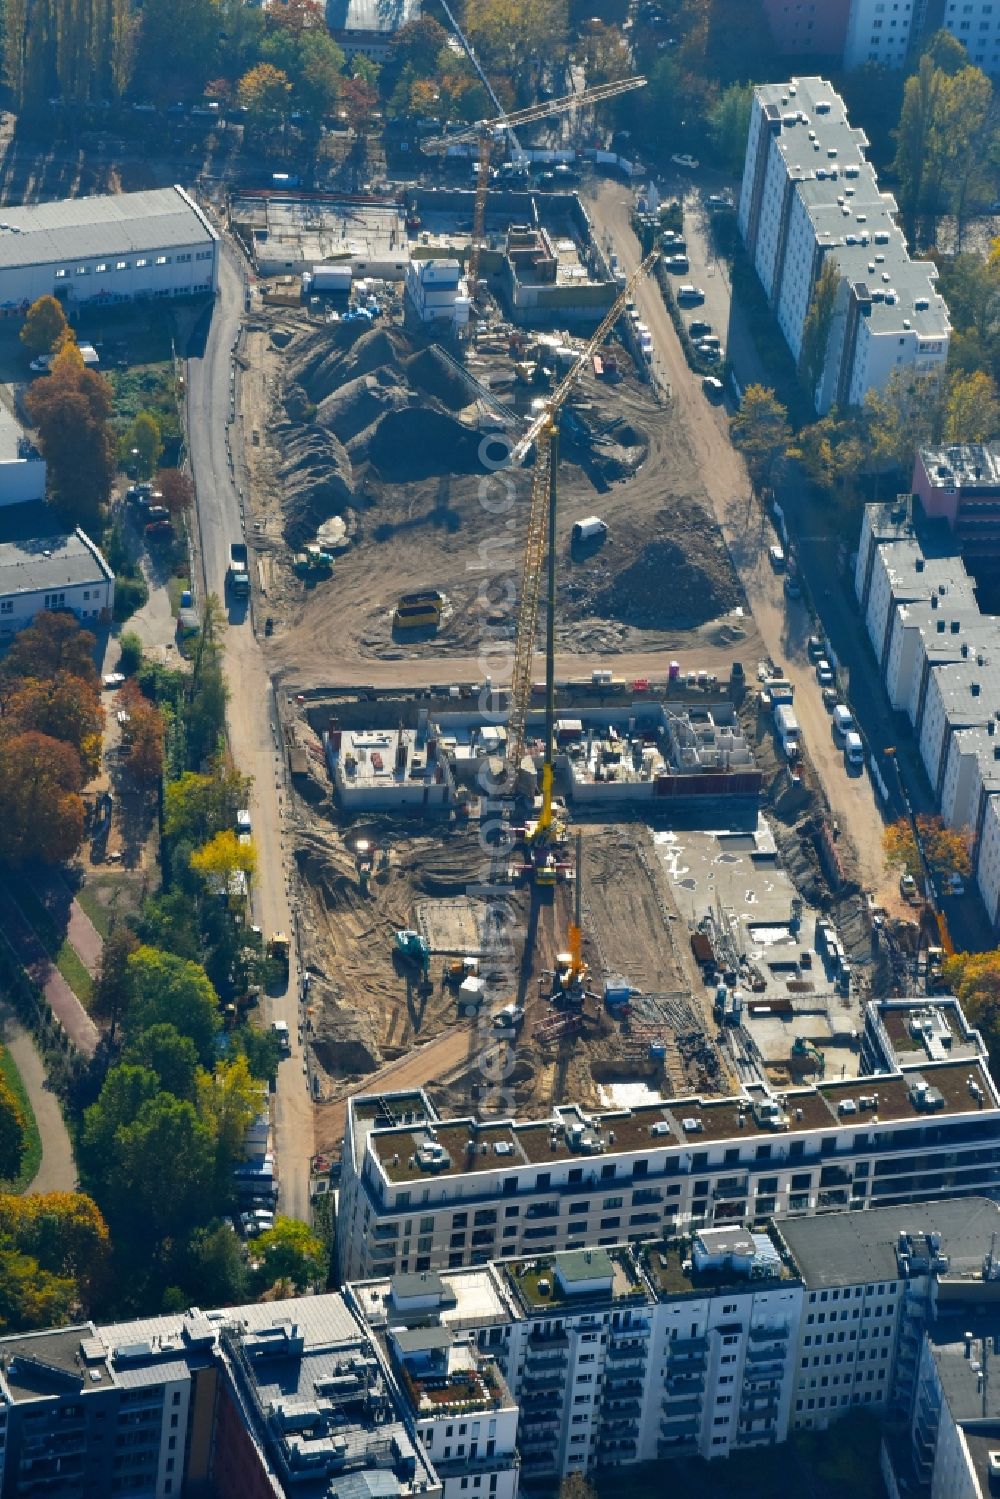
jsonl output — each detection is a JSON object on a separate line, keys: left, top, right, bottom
{"left": 0, "top": 1044, "right": 43, "bottom": 1192}
{"left": 75, "top": 871, "right": 140, "bottom": 941}
{"left": 167, "top": 574, "right": 191, "bottom": 616}
{"left": 8, "top": 885, "right": 94, "bottom": 1008}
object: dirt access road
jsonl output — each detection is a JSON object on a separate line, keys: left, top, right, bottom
{"left": 186, "top": 240, "right": 315, "bottom": 1220}
{"left": 585, "top": 181, "right": 890, "bottom": 900}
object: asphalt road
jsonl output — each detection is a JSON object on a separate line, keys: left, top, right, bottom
{"left": 186, "top": 244, "right": 315, "bottom": 1222}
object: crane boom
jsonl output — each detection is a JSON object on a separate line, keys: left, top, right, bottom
{"left": 506, "top": 249, "right": 659, "bottom": 785}
{"left": 421, "top": 77, "right": 648, "bottom": 154}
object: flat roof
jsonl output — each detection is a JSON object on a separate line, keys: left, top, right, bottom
{"left": 0, "top": 528, "right": 112, "bottom": 597}
{"left": 922, "top": 443, "right": 1000, "bottom": 492}
{"left": 777, "top": 1197, "right": 1000, "bottom": 1290}
{"left": 0, "top": 1325, "right": 111, "bottom": 1402}
{"left": 0, "top": 187, "right": 216, "bottom": 273}
{"left": 328, "top": 0, "right": 420, "bottom": 34}
{"left": 363, "top": 1054, "right": 1000, "bottom": 1184}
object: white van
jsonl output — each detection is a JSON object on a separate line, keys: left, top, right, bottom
{"left": 844, "top": 731, "right": 864, "bottom": 768}
{"left": 832, "top": 704, "right": 854, "bottom": 739}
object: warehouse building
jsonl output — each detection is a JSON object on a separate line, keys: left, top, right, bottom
{"left": 0, "top": 186, "right": 218, "bottom": 313}
{"left": 0, "top": 527, "right": 114, "bottom": 636}
{"left": 0, "top": 405, "right": 44, "bottom": 507}
{"left": 738, "top": 79, "right": 949, "bottom": 413}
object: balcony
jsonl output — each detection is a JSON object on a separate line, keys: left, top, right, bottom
{"left": 665, "top": 1375, "right": 705, "bottom": 1397}
{"left": 596, "top": 1437, "right": 638, "bottom": 1460}
{"left": 749, "top": 1323, "right": 790, "bottom": 1342}
{"left": 659, "top": 1396, "right": 701, "bottom": 1419}
{"left": 607, "top": 1341, "right": 647, "bottom": 1361}
{"left": 658, "top": 1436, "right": 698, "bottom": 1457}
{"left": 669, "top": 1335, "right": 708, "bottom": 1355}
{"left": 713, "top": 1176, "right": 749, "bottom": 1199}
{"left": 602, "top": 1400, "right": 642, "bottom": 1421}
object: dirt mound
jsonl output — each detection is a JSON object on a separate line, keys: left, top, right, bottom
{"left": 338, "top": 326, "right": 407, "bottom": 381}
{"left": 586, "top": 505, "right": 742, "bottom": 629}
{"left": 316, "top": 370, "right": 410, "bottom": 444}
{"left": 278, "top": 423, "right": 356, "bottom": 546}
{"left": 403, "top": 346, "right": 472, "bottom": 411}
{"left": 358, "top": 407, "right": 482, "bottom": 479}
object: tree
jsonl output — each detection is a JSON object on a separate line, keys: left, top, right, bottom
{"left": 115, "top": 1094, "right": 217, "bottom": 1238}
{"left": 196, "top": 1053, "right": 264, "bottom": 1167}
{"left": 395, "top": 14, "right": 448, "bottom": 74}
{"left": 293, "top": 28, "right": 345, "bottom": 121}
{"left": 267, "top": 0, "right": 325, "bottom": 32}
{"left": 883, "top": 817, "right": 920, "bottom": 879}
{"left": 119, "top": 681, "right": 164, "bottom": 786}
{"left": 125, "top": 411, "right": 163, "bottom": 480}
{"left": 126, "top": 948, "right": 221, "bottom": 1064}
{"left": 579, "top": 21, "right": 631, "bottom": 84}
{"left": 6, "top": 671, "right": 104, "bottom": 777}
{"left": 186, "top": 1220, "right": 248, "bottom": 1304}
{"left": 81, "top": 1065, "right": 161, "bottom": 1177}
{"left": 91, "top": 927, "right": 139, "bottom": 1040}
{"left": 156, "top": 468, "right": 194, "bottom": 518}
{"left": 559, "top": 1476, "right": 599, "bottom": 1499}
{"left": 799, "top": 259, "right": 840, "bottom": 399}
{"left": 893, "top": 39, "right": 995, "bottom": 233}
{"left": 0, "top": 1192, "right": 111, "bottom": 1295}
{"left": 164, "top": 765, "right": 252, "bottom": 846}
{"left": 19, "top": 295, "right": 69, "bottom": 360}
{"left": 124, "top": 1024, "right": 200, "bottom": 1100}
{"left": 864, "top": 368, "right": 947, "bottom": 475}
{"left": 730, "top": 385, "right": 790, "bottom": 492}
{"left": 944, "top": 369, "right": 1000, "bottom": 443}
{"left": 26, "top": 342, "right": 115, "bottom": 529}
{"left": 883, "top": 814, "right": 972, "bottom": 880}
{"left": 252, "top": 1216, "right": 327, "bottom": 1292}
{"left": 0, "top": 732, "right": 84, "bottom": 867}
{"left": 0, "top": 1067, "right": 25, "bottom": 1181}
{"left": 893, "top": 52, "right": 945, "bottom": 231}
{"left": 463, "top": 0, "right": 568, "bottom": 90}
{"left": 0, "top": 1244, "right": 76, "bottom": 1329}
{"left": 135, "top": 0, "right": 223, "bottom": 98}
{"left": 190, "top": 829, "right": 257, "bottom": 888}
{"left": 942, "top": 950, "right": 1000, "bottom": 1076}
{"left": 2, "top": 611, "right": 97, "bottom": 684}
{"left": 238, "top": 61, "right": 292, "bottom": 121}
{"left": 707, "top": 82, "right": 753, "bottom": 175}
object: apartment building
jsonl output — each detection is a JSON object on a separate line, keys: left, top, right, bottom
{"left": 914, "top": 443, "right": 1000, "bottom": 562}
{"left": 770, "top": 0, "right": 1000, "bottom": 78}
{"left": 335, "top": 999, "right": 1000, "bottom": 1287}
{"left": 738, "top": 79, "right": 949, "bottom": 413}
{"left": 0, "top": 1296, "right": 438, "bottom": 1499}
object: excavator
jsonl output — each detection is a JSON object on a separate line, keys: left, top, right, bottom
{"left": 791, "top": 1036, "right": 826, "bottom": 1077}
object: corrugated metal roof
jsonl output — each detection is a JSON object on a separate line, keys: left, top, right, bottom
{"left": 0, "top": 186, "right": 216, "bottom": 270}
{"left": 328, "top": 0, "right": 421, "bottom": 35}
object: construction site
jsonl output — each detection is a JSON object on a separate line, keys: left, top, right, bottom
{"left": 216, "top": 74, "right": 901, "bottom": 1172}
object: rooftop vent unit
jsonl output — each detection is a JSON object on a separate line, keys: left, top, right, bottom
{"left": 816, "top": 100, "right": 831, "bottom": 114}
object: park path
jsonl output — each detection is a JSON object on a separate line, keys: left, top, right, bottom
{"left": 0, "top": 891, "right": 99, "bottom": 1056}
{"left": 0, "top": 1007, "right": 78, "bottom": 1194}
{"left": 27, "top": 869, "right": 104, "bottom": 977}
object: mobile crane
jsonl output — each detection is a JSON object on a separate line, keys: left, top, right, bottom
{"left": 505, "top": 250, "right": 659, "bottom": 886}
{"left": 422, "top": 76, "right": 647, "bottom": 286}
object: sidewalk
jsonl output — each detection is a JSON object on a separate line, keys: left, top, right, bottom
{"left": 27, "top": 869, "right": 104, "bottom": 978}
{"left": 0, "top": 1006, "right": 77, "bottom": 1194}
{"left": 0, "top": 890, "right": 99, "bottom": 1056}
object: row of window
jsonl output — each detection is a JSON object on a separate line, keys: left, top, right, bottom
{"left": 51, "top": 249, "right": 212, "bottom": 279}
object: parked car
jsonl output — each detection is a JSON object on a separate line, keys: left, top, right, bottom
{"left": 943, "top": 872, "right": 966, "bottom": 897}
{"left": 102, "top": 672, "right": 125, "bottom": 690}
{"left": 783, "top": 575, "right": 801, "bottom": 599}
{"left": 768, "top": 544, "right": 786, "bottom": 571}
{"left": 695, "top": 341, "right": 721, "bottom": 361}
{"left": 677, "top": 284, "right": 705, "bottom": 304}
{"left": 665, "top": 254, "right": 690, "bottom": 273}
{"left": 671, "top": 153, "right": 699, "bottom": 169}
{"left": 807, "top": 635, "right": 825, "bottom": 661}
{"left": 688, "top": 319, "right": 712, "bottom": 338}
{"left": 821, "top": 685, "right": 839, "bottom": 709}
{"left": 816, "top": 659, "right": 835, "bottom": 687}
{"left": 702, "top": 375, "right": 724, "bottom": 401}
{"left": 706, "top": 192, "right": 733, "bottom": 209}
{"left": 899, "top": 872, "right": 917, "bottom": 899}
{"left": 832, "top": 704, "right": 855, "bottom": 738}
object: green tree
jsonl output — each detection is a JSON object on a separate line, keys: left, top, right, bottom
{"left": 463, "top": 0, "right": 567, "bottom": 91}
{"left": 90, "top": 926, "right": 139, "bottom": 1041}
{"left": 196, "top": 1054, "right": 264, "bottom": 1167}
{"left": 252, "top": 1216, "right": 327, "bottom": 1292}
{"left": 942, "top": 949, "right": 1000, "bottom": 1077}
{"left": 0, "top": 1191, "right": 111, "bottom": 1298}
{"left": 125, "top": 947, "right": 221, "bottom": 1065}
{"left": 186, "top": 1220, "right": 248, "bottom": 1304}
{"left": 81, "top": 1065, "right": 161, "bottom": 1177}
{"left": 136, "top": 0, "right": 223, "bottom": 98}
{"left": 164, "top": 765, "right": 252, "bottom": 846}
{"left": 893, "top": 52, "right": 944, "bottom": 231}
{"left": 116, "top": 1094, "right": 217, "bottom": 1238}
{"left": 730, "top": 385, "right": 790, "bottom": 492}
{"left": 944, "top": 368, "right": 1000, "bottom": 443}
{"left": 707, "top": 82, "right": 753, "bottom": 174}
{"left": 0, "top": 1244, "right": 76, "bottom": 1330}
{"left": 799, "top": 258, "right": 840, "bottom": 398}
{"left": 124, "top": 1024, "right": 200, "bottom": 1100}
{"left": 125, "top": 411, "right": 163, "bottom": 480}
{"left": 20, "top": 295, "right": 69, "bottom": 359}
{"left": 394, "top": 14, "right": 448, "bottom": 74}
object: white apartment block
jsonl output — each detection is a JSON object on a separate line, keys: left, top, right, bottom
{"left": 844, "top": 0, "right": 919, "bottom": 69}
{"left": 837, "top": 0, "right": 1000, "bottom": 77}
{"left": 941, "top": 0, "right": 1000, "bottom": 75}
{"left": 335, "top": 1000, "right": 1000, "bottom": 1289}
{"left": 855, "top": 499, "right": 1000, "bottom": 924}
{"left": 738, "top": 79, "right": 949, "bottom": 413}
{"left": 0, "top": 526, "right": 114, "bottom": 636}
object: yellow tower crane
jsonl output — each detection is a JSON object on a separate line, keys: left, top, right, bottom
{"left": 506, "top": 249, "right": 659, "bottom": 883}
{"left": 422, "top": 76, "right": 647, "bottom": 288}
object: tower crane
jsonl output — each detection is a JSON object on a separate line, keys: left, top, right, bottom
{"left": 422, "top": 76, "right": 647, "bottom": 286}
{"left": 505, "top": 249, "right": 659, "bottom": 884}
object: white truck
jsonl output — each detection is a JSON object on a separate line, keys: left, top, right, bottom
{"left": 271, "top": 1020, "right": 290, "bottom": 1054}
{"left": 774, "top": 703, "right": 800, "bottom": 761}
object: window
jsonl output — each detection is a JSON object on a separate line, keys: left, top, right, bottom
{"left": 55, "top": 268, "right": 67, "bottom": 278}
{"left": 1, "top": 600, "right": 13, "bottom": 614}
{"left": 136, "top": 258, "right": 148, "bottom": 268}
{"left": 156, "top": 255, "right": 168, "bottom": 265}
{"left": 76, "top": 265, "right": 87, "bottom": 274}
{"left": 116, "top": 261, "right": 128, "bottom": 270}
{"left": 603, "top": 1196, "right": 623, "bottom": 1210}
{"left": 95, "top": 262, "right": 107, "bottom": 273}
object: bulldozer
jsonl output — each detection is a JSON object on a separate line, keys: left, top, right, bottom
{"left": 293, "top": 544, "right": 334, "bottom": 579}
{"left": 394, "top": 929, "right": 433, "bottom": 995}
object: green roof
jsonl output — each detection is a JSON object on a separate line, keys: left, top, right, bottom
{"left": 556, "top": 1249, "right": 614, "bottom": 1285}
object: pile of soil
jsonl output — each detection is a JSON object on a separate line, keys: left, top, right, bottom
{"left": 582, "top": 505, "right": 743, "bottom": 629}
{"left": 277, "top": 325, "right": 484, "bottom": 544}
